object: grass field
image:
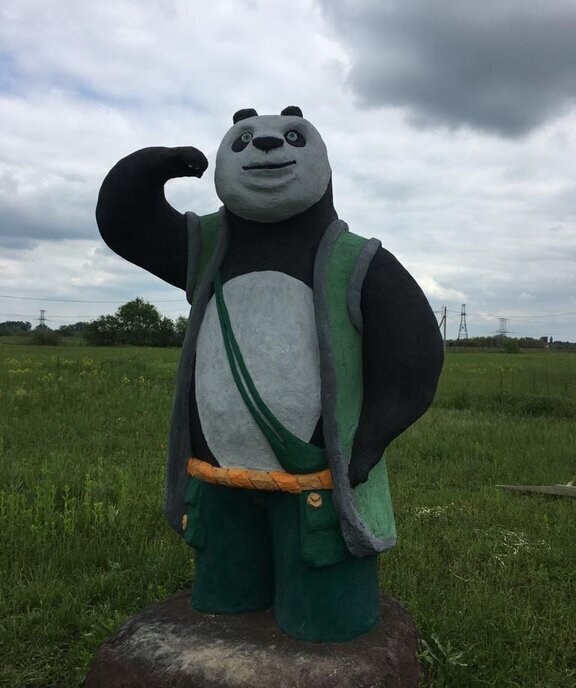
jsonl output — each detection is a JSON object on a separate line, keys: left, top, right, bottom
{"left": 0, "top": 344, "right": 575, "bottom": 687}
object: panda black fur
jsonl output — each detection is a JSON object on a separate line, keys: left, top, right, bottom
{"left": 96, "top": 107, "right": 443, "bottom": 488}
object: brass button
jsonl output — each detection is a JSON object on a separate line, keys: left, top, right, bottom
{"left": 307, "top": 492, "right": 323, "bottom": 508}
{"left": 181, "top": 513, "right": 188, "bottom": 531}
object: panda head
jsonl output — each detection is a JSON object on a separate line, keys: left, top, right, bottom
{"left": 214, "top": 106, "right": 332, "bottom": 223}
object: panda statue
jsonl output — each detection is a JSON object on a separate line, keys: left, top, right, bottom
{"left": 96, "top": 106, "right": 444, "bottom": 642}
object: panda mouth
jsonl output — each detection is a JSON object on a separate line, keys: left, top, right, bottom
{"left": 242, "top": 161, "right": 296, "bottom": 171}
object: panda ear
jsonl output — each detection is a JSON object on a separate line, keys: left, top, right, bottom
{"left": 281, "top": 106, "right": 303, "bottom": 117}
{"left": 233, "top": 108, "right": 258, "bottom": 124}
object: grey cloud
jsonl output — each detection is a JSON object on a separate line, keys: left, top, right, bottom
{"left": 0, "top": 205, "right": 92, "bottom": 248}
{"left": 0, "top": 233, "right": 35, "bottom": 250}
{"left": 320, "top": 0, "right": 576, "bottom": 137}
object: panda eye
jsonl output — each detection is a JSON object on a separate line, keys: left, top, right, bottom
{"left": 284, "top": 130, "right": 305, "bottom": 147}
{"left": 231, "top": 131, "right": 253, "bottom": 152}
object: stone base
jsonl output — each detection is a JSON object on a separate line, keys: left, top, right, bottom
{"left": 84, "top": 590, "right": 423, "bottom": 688}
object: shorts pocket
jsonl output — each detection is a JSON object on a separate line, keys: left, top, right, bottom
{"left": 300, "top": 490, "right": 351, "bottom": 568}
{"left": 183, "top": 477, "right": 205, "bottom": 550}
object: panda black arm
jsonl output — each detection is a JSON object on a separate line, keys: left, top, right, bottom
{"left": 348, "top": 247, "right": 444, "bottom": 487}
{"left": 96, "top": 146, "right": 208, "bottom": 289}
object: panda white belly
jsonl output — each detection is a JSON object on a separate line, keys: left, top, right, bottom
{"left": 195, "top": 270, "right": 322, "bottom": 472}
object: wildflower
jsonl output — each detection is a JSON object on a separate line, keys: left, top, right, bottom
{"left": 415, "top": 503, "right": 456, "bottom": 518}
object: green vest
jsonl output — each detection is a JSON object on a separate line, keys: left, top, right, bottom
{"left": 164, "top": 208, "right": 396, "bottom": 557}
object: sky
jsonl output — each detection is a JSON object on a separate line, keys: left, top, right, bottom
{"left": 1, "top": 0, "right": 576, "bottom": 341}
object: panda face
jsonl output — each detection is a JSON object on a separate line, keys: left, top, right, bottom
{"left": 215, "top": 115, "right": 331, "bottom": 223}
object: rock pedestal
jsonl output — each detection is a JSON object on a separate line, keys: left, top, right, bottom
{"left": 84, "top": 590, "right": 423, "bottom": 688}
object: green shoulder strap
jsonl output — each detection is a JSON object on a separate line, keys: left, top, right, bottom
{"left": 213, "top": 271, "right": 327, "bottom": 474}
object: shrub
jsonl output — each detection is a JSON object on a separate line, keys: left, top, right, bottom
{"left": 31, "top": 329, "right": 60, "bottom": 346}
{"left": 502, "top": 339, "right": 521, "bottom": 354}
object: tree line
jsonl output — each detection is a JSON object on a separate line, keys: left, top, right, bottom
{"left": 84, "top": 298, "right": 187, "bottom": 347}
{"left": 0, "top": 299, "right": 187, "bottom": 347}
{"left": 446, "top": 336, "right": 576, "bottom": 352}
{"left": 2, "top": 301, "right": 575, "bottom": 349}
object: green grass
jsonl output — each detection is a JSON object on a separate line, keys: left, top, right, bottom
{"left": 0, "top": 347, "right": 575, "bottom": 687}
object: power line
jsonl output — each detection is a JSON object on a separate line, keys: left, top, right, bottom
{"left": 0, "top": 293, "right": 183, "bottom": 303}
{"left": 3, "top": 314, "right": 97, "bottom": 320}
{"left": 489, "top": 311, "right": 576, "bottom": 319}
{"left": 2, "top": 293, "right": 575, "bottom": 319}
{"left": 0, "top": 303, "right": 191, "bottom": 320}
{"left": 445, "top": 309, "right": 576, "bottom": 319}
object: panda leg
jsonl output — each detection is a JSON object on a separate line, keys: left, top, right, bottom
{"left": 190, "top": 483, "right": 274, "bottom": 614}
{"left": 269, "top": 491, "right": 379, "bottom": 642}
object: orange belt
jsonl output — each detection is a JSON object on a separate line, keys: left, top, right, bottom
{"left": 187, "top": 457, "right": 333, "bottom": 494}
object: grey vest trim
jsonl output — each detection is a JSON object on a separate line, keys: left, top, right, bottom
{"left": 347, "top": 238, "right": 381, "bottom": 333}
{"left": 314, "top": 222, "right": 395, "bottom": 557}
{"left": 185, "top": 212, "right": 201, "bottom": 305}
{"left": 163, "top": 208, "right": 229, "bottom": 534}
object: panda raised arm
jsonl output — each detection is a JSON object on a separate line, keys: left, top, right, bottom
{"left": 96, "top": 146, "right": 208, "bottom": 289}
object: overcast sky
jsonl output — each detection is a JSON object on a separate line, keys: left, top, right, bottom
{"left": 1, "top": 0, "right": 575, "bottom": 340}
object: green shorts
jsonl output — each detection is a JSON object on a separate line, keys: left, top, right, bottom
{"left": 183, "top": 478, "right": 379, "bottom": 642}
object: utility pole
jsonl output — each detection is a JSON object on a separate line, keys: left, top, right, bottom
{"left": 457, "top": 304, "right": 468, "bottom": 340}
{"left": 38, "top": 309, "right": 47, "bottom": 329}
{"left": 438, "top": 306, "right": 447, "bottom": 348}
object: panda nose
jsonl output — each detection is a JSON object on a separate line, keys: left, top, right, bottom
{"left": 252, "top": 136, "right": 284, "bottom": 152}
